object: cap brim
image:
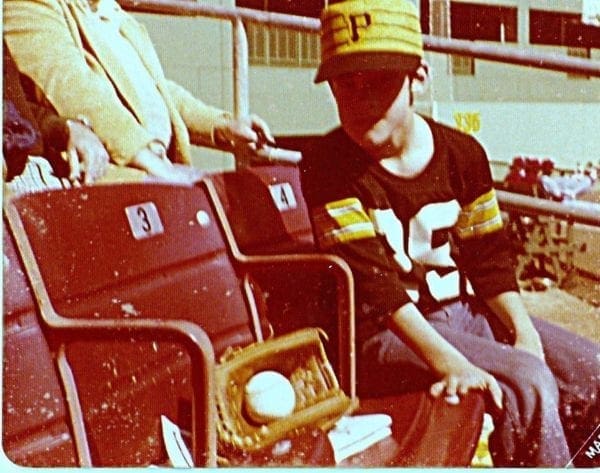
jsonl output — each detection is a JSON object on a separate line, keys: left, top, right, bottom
{"left": 314, "top": 52, "right": 421, "bottom": 83}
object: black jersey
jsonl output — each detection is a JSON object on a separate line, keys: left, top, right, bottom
{"left": 299, "top": 117, "right": 518, "bottom": 341}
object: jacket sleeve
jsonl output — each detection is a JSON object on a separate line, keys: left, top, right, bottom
{"left": 3, "top": 0, "right": 154, "bottom": 166}
{"left": 166, "top": 80, "right": 232, "bottom": 148}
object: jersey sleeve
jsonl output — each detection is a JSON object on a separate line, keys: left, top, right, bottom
{"left": 447, "top": 130, "right": 519, "bottom": 298}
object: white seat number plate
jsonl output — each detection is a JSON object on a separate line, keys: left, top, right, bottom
{"left": 268, "top": 182, "right": 297, "bottom": 211}
{"left": 125, "top": 202, "right": 165, "bottom": 240}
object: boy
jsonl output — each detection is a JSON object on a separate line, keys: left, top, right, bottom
{"left": 299, "top": 0, "right": 600, "bottom": 466}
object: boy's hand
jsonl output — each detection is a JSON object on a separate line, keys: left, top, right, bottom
{"left": 515, "top": 331, "right": 545, "bottom": 361}
{"left": 430, "top": 360, "right": 503, "bottom": 410}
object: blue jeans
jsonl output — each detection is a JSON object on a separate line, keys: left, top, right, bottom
{"left": 358, "top": 300, "right": 600, "bottom": 467}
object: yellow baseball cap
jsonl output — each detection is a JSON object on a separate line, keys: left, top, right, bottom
{"left": 315, "top": 0, "right": 424, "bottom": 83}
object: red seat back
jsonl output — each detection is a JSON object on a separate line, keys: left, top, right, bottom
{"left": 209, "top": 165, "right": 345, "bottom": 382}
{"left": 210, "top": 165, "right": 314, "bottom": 255}
{"left": 12, "top": 184, "right": 257, "bottom": 354}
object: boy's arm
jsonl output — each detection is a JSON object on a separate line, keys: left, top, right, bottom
{"left": 485, "top": 291, "right": 545, "bottom": 360}
{"left": 388, "top": 302, "right": 503, "bottom": 409}
{"left": 448, "top": 132, "right": 543, "bottom": 360}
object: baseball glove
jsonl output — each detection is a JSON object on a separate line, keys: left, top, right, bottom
{"left": 215, "top": 327, "right": 356, "bottom": 453}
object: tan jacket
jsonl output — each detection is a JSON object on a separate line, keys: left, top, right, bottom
{"left": 4, "top": 0, "right": 231, "bottom": 166}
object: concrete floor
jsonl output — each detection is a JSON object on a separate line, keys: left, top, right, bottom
{"left": 521, "top": 275, "right": 600, "bottom": 343}
{"left": 519, "top": 187, "right": 600, "bottom": 344}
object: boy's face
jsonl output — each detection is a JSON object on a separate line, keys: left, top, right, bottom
{"left": 330, "top": 69, "right": 413, "bottom": 159}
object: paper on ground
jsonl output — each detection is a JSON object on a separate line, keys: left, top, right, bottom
{"left": 327, "top": 414, "right": 393, "bottom": 464}
{"left": 160, "top": 415, "right": 194, "bottom": 467}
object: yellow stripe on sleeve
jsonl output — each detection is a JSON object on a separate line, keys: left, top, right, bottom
{"left": 455, "top": 189, "right": 503, "bottom": 240}
{"left": 312, "top": 197, "right": 376, "bottom": 248}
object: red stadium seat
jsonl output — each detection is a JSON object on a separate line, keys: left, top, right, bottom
{"left": 3, "top": 184, "right": 235, "bottom": 467}
{"left": 209, "top": 164, "right": 315, "bottom": 255}
{"left": 8, "top": 184, "right": 262, "bottom": 355}
{"left": 208, "top": 167, "right": 356, "bottom": 396}
{"left": 3, "top": 219, "right": 216, "bottom": 467}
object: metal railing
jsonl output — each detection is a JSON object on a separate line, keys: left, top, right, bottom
{"left": 120, "top": 0, "right": 600, "bottom": 114}
{"left": 119, "top": 0, "right": 599, "bottom": 227}
{"left": 497, "top": 190, "right": 600, "bottom": 227}
{"left": 120, "top": 0, "right": 321, "bottom": 117}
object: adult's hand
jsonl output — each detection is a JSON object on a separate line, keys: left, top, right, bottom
{"left": 215, "top": 114, "right": 283, "bottom": 166}
{"left": 64, "top": 119, "right": 110, "bottom": 184}
{"left": 214, "top": 113, "right": 275, "bottom": 150}
{"left": 132, "top": 144, "right": 204, "bottom": 184}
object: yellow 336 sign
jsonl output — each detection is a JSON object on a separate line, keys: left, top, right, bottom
{"left": 453, "top": 112, "right": 481, "bottom": 134}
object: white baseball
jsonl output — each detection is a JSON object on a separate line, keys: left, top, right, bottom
{"left": 244, "top": 370, "right": 296, "bottom": 423}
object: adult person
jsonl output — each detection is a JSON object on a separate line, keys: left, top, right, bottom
{"left": 3, "top": 40, "right": 109, "bottom": 189}
{"left": 299, "top": 0, "right": 599, "bottom": 467}
{"left": 3, "top": 0, "right": 275, "bottom": 183}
